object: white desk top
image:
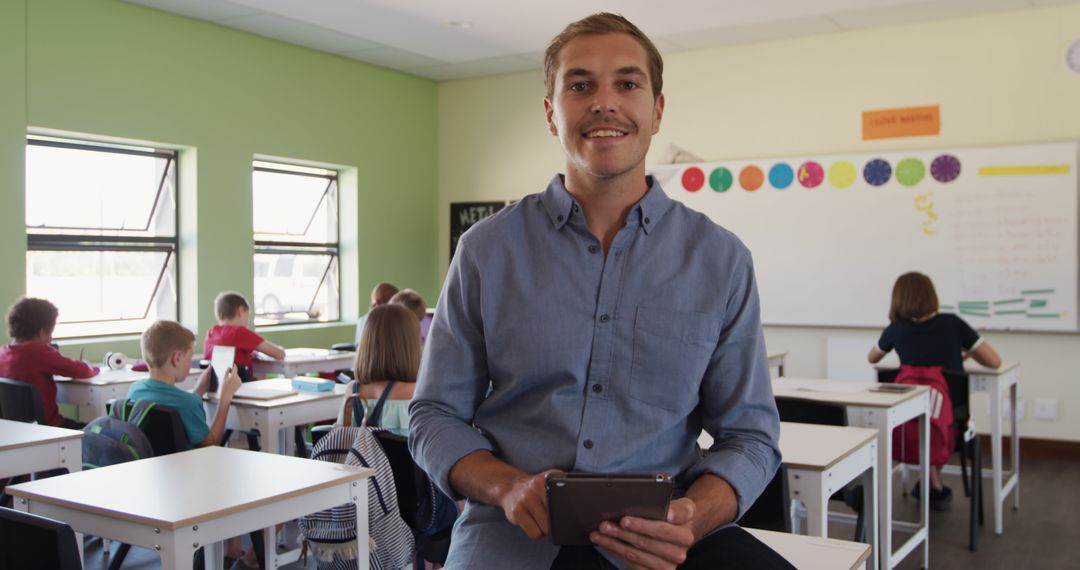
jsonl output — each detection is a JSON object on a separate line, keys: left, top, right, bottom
{"left": 773, "top": 377, "right": 928, "bottom": 408}
{"left": 872, "top": 358, "right": 1019, "bottom": 375}
{"left": 779, "top": 422, "right": 877, "bottom": 471}
{"left": 57, "top": 367, "right": 202, "bottom": 385}
{"left": 256, "top": 348, "right": 354, "bottom": 364}
{"left": 212, "top": 378, "right": 345, "bottom": 408}
{"left": 0, "top": 419, "right": 83, "bottom": 452}
{"left": 7, "top": 446, "right": 371, "bottom": 529}
{"left": 747, "top": 528, "right": 871, "bottom": 570}
{"left": 767, "top": 351, "right": 788, "bottom": 360}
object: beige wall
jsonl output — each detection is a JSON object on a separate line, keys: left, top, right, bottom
{"left": 438, "top": 5, "right": 1080, "bottom": 442}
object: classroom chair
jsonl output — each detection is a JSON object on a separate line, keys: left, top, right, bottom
{"left": 0, "top": 377, "right": 46, "bottom": 424}
{"left": 738, "top": 466, "right": 792, "bottom": 533}
{"left": 877, "top": 369, "right": 985, "bottom": 551}
{"left": 774, "top": 399, "right": 867, "bottom": 542}
{"left": 372, "top": 431, "right": 452, "bottom": 567}
{"left": 0, "top": 506, "right": 82, "bottom": 570}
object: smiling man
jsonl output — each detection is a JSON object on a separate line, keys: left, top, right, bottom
{"left": 410, "top": 13, "right": 790, "bottom": 569}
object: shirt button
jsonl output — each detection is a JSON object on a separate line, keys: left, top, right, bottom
{"left": 592, "top": 384, "right": 603, "bottom": 394}
{"left": 644, "top": 216, "right": 651, "bottom": 224}
{"left": 583, "top": 440, "right": 594, "bottom": 449}
{"left": 588, "top": 245, "right": 599, "bottom": 254}
{"left": 599, "top": 314, "right": 610, "bottom": 323}
{"left": 557, "top": 215, "right": 564, "bottom": 222}
{"left": 572, "top": 204, "right": 579, "bottom": 212}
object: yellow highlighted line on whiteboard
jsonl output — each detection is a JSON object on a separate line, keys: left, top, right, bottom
{"left": 978, "top": 165, "right": 1070, "bottom": 176}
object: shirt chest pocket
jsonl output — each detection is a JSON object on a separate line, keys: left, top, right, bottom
{"left": 628, "top": 307, "right": 720, "bottom": 412}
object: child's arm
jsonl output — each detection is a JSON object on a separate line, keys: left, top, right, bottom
{"left": 199, "top": 365, "right": 242, "bottom": 447}
{"left": 191, "top": 367, "right": 213, "bottom": 396}
{"left": 867, "top": 345, "right": 887, "bottom": 363}
{"left": 256, "top": 340, "right": 286, "bottom": 361}
{"left": 45, "top": 348, "right": 100, "bottom": 381}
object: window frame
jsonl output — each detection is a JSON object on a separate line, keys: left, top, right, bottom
{"left": 252, "top": 161, "right": 341, "bottom": 326}
{"left": 24, "top": 135, "right": 180, "bottom": 338}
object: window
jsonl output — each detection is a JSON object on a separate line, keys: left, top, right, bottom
{"left": 252, "top": 160, "right": 340, "bottom": 326}
{"left": 25, "top": 136, "right": 178, "bottom": 338}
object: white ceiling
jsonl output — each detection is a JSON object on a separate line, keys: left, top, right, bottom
{"left": 126, "top": 0, "right": 1077, "bottom": 81}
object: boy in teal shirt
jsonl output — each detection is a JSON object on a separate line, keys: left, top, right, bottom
{"left": 127, "top": 320, "right": 240, "bottom": 448}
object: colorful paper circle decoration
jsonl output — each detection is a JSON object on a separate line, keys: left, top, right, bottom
{"left": 682, "top": 167, "right": 705, "bottom": 192}
{"left": 930, "top": 154, "right": 962, "bottom": 183}
{"left": 710, "top": 167, "right": 733, "bottom": 192}
{"left": 797, "top": 161, "right": 824, "bottom": 188}
{"left": 828, "top": 161, "right": 857, "bottom": 189}
{"left": 768, "top": 163, "right": 794, "bottom": 189}
{"left": 863, "top": 159, "right": 892, "bottom": 186}
{"left": 740, "top": 166, "right": 764, "bottom": 191}
{"left": 895, "top": 158, "right": 926, "bottom": 187}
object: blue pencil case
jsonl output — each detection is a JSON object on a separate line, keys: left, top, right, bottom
{"left": 291, "top": 377, "right": 335, "bottom": 392}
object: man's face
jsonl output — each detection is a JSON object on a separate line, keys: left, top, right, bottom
{"left": 544, "top": 33, "right": 664, "bottom": 184}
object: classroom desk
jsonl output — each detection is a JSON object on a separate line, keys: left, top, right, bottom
{"left": 55, "top": 367, "right": 203, "bottom": 422}
{"left": 0, "top": 419, "right": 82, "bottom": 479}
{"left": 875, "top": 360, "right": 1020, "bottom": 535}
{"left": 772, "top": 378, "right": 929, "bottom": 570}
{"left": 204, "top": 378, "right": 346, "bottom": 456}
{"left": 8, "top": 446, "right": 372, "bottom": 570}
{"left": 747, "top": 528, "right": 872, "bottom": 570}
{"left": 768, "top": 351, "right": 788, "bottom": 377}
{"left": 252, "top": 348, "right": 355, "bottom": 378}
{"left": 780, "top": 422, "right": 879, "bottom": 570}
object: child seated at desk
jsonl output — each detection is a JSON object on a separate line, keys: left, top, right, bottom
{"left": 390, "top": 288, "right": 431, "bottom": 343}
{"left": 340, "top": 304, "right": 420, "bottom": 433}
{"left": 0, "top": 297, "right": 98, "bottom": 428}
{"left": 204, "top": 291, "right": 285, "bottom": 382}
{"left": 127, "top": 320, "right": 241, "bottom": 448}
{"left": 868, "top": 271, "right": 1002, "bottom": 511}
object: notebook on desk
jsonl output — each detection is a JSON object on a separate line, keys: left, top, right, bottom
{"left": 232, "top": 384, "right": 298, "bottom": 400}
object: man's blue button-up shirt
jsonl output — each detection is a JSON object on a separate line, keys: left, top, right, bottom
{"left": 410, "top": 174, "right": 781, "bottom": 568}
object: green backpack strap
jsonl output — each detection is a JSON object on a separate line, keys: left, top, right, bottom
{"left": 127, "top": 399, "right": 158, "bottom": 427}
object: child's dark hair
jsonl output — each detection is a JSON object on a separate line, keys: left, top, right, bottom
{"left": 7, "top": 297, "right": 59, "bottom": 341}
{"left": 214, "top": 291, "right": 250, "bottom": 321}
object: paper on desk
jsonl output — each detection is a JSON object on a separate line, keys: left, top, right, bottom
{"left": 793, "top": 383, "right": 868, "bottom": 394}
{"left": 210, "top": 346, "right": 235, "bottom": 397}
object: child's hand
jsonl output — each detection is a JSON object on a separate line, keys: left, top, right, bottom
{"left": 220, "top": 364, "right": 242, "bottom": 399}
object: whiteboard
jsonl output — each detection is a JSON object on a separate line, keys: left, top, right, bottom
{"left": 651, "top": 142, "right": 1079, "bottom": 332}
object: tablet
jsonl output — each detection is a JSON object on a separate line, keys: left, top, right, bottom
{"left": 546, "top": 472, "right": 672, "bottom": 546}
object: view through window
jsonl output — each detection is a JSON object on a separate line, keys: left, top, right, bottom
{"left": 25, "top": 136, "right": 178, "bottom": 338}
{"left": 252, "top": 160, "right": 340, "bottom": 326}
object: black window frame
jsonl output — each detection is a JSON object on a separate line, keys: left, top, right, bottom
{"left": 24, "top": 136, "right": 180, "bottom": 338}
{"left": 252, "top": 161, "right": 340, "bottom": 325}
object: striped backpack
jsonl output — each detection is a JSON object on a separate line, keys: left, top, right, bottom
{"left": 299, "top": 399, "right": 414, "bottom": 570}
{"left": 81, "top": 399, "right": 156, "bottom": 470}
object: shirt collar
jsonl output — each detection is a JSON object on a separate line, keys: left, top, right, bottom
{"left": 540, "top": 174, "right": 674, "bottom": 235}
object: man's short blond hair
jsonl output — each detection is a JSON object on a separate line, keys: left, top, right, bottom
{"left": 141, "top": 320, "right": 195, "bottom": 369}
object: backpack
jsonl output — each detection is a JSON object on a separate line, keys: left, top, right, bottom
{"left": 299, "top": 395, "right": 414, "bottom": 570}
{"left": 891, "top": 365, "right": 955, "bottom": 466}
{"left": 81, "top": 399, "right": 156, "bottom": 470}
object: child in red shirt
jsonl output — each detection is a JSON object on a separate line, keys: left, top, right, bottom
{"left": 203, "top": 291, "right": 285, "bottom": 378}
{"left": 0, "top": 297, "right": 98, "bottom": 427}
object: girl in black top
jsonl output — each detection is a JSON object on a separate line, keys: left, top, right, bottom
{"left": 868, "top": 272, "right": 1001, "bottom": 508}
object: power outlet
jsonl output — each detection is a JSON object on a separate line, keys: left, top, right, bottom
{"left": 1034, "top": 399, "right": 1059, "bottom": 422}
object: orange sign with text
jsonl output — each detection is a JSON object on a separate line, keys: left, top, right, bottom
{"left": 862, "top": 105, "right": 940, "bottom": 140}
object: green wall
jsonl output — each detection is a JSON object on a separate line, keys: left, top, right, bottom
{"left": 0, "top": 0, "right": 438, "bottom": 358}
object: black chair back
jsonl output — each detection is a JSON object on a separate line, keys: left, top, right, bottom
{"left": 0, "top": 378, "right": 46, "bottom": 424}
{"left": 738, "top": 467, "right": 791, "bottom": 532}
{"left": 0, "top": 506, "right": 81, "bottom": 570}
{"left": 775, "top": 398, "right": 847, "bottom": 426}
{"left": 110, "top": 399, "right": 189, "bottom": 455}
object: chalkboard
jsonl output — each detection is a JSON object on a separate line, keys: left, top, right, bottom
{"left": 650, "top": 142, "right": 1079, "bottom": 332}
{"left": 450, "top": 201, "right": 506, "bottom": 263}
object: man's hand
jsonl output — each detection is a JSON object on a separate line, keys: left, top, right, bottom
{"left": 590, "top": 497, "right": 697, "bottom": 570}
{"left": 498, "top": 470, "right": 561, "bottom": 540}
